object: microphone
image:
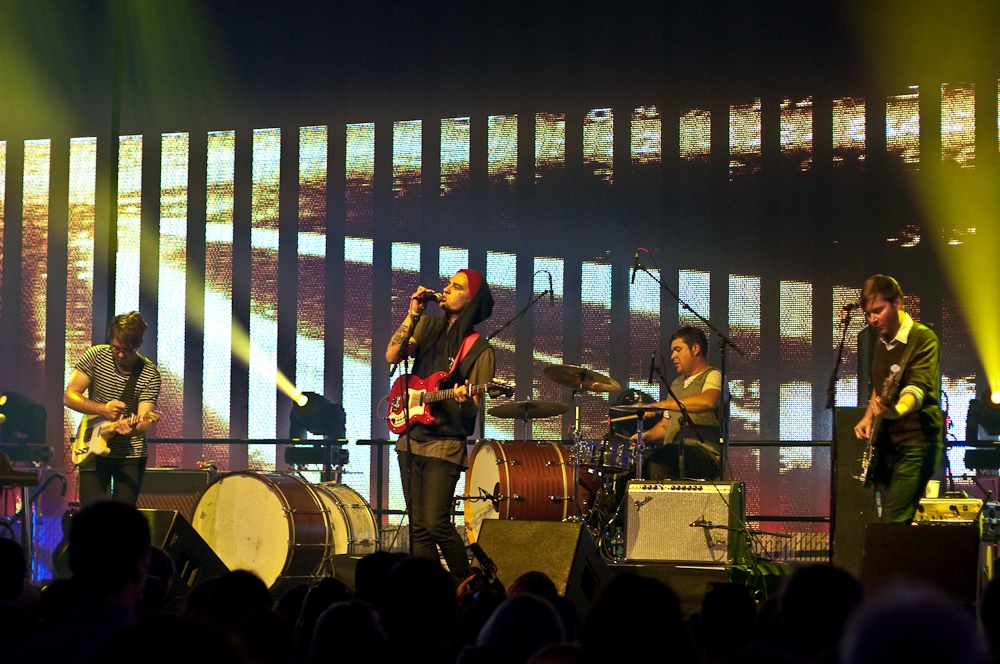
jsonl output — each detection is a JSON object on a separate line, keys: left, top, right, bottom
{"left": 688, "top": 516, "right": 706, "bottom": 527}
{"left": 842, "top": 299, "right": 862, "bottom": 311}
{"left": 631, "top": 250, "right": 640, "bottom": 284}
{"left": 416, "top": 291, "right": 442, "bottom": 303}
{"left": 648, "top": 350, "right": 656, "bottom": 384}
{"left": 547, "top": 273, "right": 554, "bottom": 307}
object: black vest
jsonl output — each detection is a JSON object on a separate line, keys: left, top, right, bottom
{"left": 408, "top": 317, "right": 489, "bottom": 441}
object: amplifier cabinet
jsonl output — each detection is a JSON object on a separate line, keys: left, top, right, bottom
{"left": 625, "top": 480, "right": 746, "bottom": 564}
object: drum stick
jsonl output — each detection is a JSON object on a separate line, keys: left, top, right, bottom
{"left": 609, "top": 415, "right": 638, "bottom": 423}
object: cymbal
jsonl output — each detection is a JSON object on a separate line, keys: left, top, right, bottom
{"left": 488, "top": 401, "right": 570, "bottom": 420}
{"left": 609, "top": 404, "right": 666, "bottom": 414}
{"left": 542, "top": 364, "right": 621, "bottom": 393}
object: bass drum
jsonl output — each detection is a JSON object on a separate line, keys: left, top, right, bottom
{"left": 463, "top": 440, "right": 595, "bottom": 543}
{"left": 311, "top": 482, "right": 380, "bottom": 555}
{"left": 193, "top": 472, "right": 329, "bottom": 591}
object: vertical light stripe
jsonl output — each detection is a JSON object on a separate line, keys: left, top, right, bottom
{"left": 115, "top": 135, "right": 142, "bottom": 314}
{"left": 779, "top": 281, "right": 812, "bottom": 446}
{"left": 484, "top": 251, "right": 516, "bottom": 439}
{"left": 65, "top": 137, "right": 98, "bottom": 437}
{"left": 629, "top": 268, "right": 660, "bottom": 398}
{"left": 532, "top": 258, "right": 564, "bottom": 439}
{"left": 22, "top": 139, "right": 51, "bottom": 370}
{"left": 342, "top": 236, "right": 373, "bottom": 499}
{"left": 296, "top": 126, "right": 328, "bottom": 404}
{"left": 248, "top": 128, "right": 280, "bottom": 466}
{"left": 156, "top": 132, "right": 189, "bottom": 448}
{"left": 728, "top": 275, "right": 761, "bottom": 437}
{"left": 439, "top": 246, "right": 468, "bottom": 280}
{"left": 388, "top": 241, "right": 421, "bottom": 512}
{"left": 581, "top": 261, "right": 612, "bottom": 438}
{"left": 203, "top": 130, "right": 235, "bottom": 451}
{"left": 487, "top": 115, "right": 517, "bottom": 187}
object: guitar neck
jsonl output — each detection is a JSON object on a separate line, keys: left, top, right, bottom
{"left": 99, "top": 412, "right": 142, "bottom": 434}
{"left": 423, "top": 383, "right": 489, "bottom": 404}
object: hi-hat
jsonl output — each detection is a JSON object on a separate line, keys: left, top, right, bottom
{"left": 542, "top": 364, "right": 621, "bottom": 393}
{"left": 488, "top": 401, "right": 570, "bottom": 420}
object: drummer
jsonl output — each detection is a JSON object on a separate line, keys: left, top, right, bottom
{"left": 634, "top": 326, "right": 723, "bottom": 480}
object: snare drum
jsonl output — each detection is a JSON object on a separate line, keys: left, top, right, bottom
{"left": 464, "top": 440, "right": 595, "bottom": 543}
{"left": 585, "top": 438, "right": 636, "bottom": 472}
{"left": 194, "top": 472, "right": 328, "bottom": 591}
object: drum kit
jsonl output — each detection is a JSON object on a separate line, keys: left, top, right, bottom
{"left": 466, "top": 363, "right": 663, "bottom": 553}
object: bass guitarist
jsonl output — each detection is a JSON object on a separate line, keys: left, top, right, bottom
{"left": 385, "top": 269, "right": 495, "bottom": 584}
{"left": 853, "top": 275, "right": 942, "bottom": 523}
{"left": 64, "top": 311, "right": 161, "bottom": 506}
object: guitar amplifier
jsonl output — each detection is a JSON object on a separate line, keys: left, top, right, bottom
{"left": 625, "top": 480, "right": 745, "bottom": 564}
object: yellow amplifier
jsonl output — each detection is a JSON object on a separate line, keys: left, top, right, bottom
{"left": 914, "top": 498, "right": 983, "bottom": 523}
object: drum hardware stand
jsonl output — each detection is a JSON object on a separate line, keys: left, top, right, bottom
{"left": 631, "top": 248, "right": 745, "bottom": 476}
{"left": 566, "top": 384, "right": 588, "bottom": 521}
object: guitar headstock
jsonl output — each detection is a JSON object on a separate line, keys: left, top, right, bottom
{"left": 487, "top": 379, "right": 515, "bottom": 399}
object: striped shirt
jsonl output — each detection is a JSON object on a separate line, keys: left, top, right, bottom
{"left": 75, "top": 345, "right": 161, "bottom": 458}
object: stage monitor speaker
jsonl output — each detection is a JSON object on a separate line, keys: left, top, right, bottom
{"left": 859, "top": 522, "right": 981, "bottom": 606}
{"left": 136, "top": 468, "right": 215, "bottom": 521}
{"left": 141, "top": 509, "right": 229, "bottom": 598}
{"left": 831, "top": 406, "right": 874, "bottom": 577}
{"left": 625, "top": 480, "right": 745, "bottom": 563}
{"left": 474, "top": 520, "right": 611, "bottom": 617}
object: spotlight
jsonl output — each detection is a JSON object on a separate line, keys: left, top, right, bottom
{"left": 967, "top": 393, "right": 1000, "bottom": 442}
{"left": 0, "top": 391, "right": 47, "bottom": 444}
{"left": 289, "top": 391, "right": 345, "bottom": 439}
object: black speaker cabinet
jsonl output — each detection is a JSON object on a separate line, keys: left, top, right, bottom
{"left": 859, "top": 523, "right": 981, "bottom": 606}
{"left": 136, "top": 468, "right": 215, "bottom": 521}
{"left": 831, "top": 406, "right": 875, "bottom": 577}
{"left": 141, "top": 509, "right": 229, "bottom": 598}
{"left": 625, "top": 480, "right": 745, "bottom": 563}
{"left": 474, "top": 520, "right": 612, "bottom": 617}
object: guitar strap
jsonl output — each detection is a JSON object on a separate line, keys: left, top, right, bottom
{"left": 888, "top": 325, "right": 923, "bottom": 402}
{"left": 119, "top": 355, "right": 146, "bottom": 411}
{"left": 449, "top": 333, "right": 481, "bottom": 374}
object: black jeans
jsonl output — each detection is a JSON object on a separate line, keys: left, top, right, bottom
{"left": 397, "top": 451, "right": 469, "bottom": 584}
{"left": 645, "top": 440, "right": 722, "bottom": 481}
{"left": 873, "top": 442, "right": 941, "bottom": 523}
{"left": 78, "top": 456, "right": 147, "bottom": 506}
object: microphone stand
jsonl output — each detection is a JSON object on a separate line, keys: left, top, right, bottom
{"left": 826, "top": 306, "right": 856, "bottom": 564}
{"left": 633, "top": 254, "right": 745, "bottom": 475}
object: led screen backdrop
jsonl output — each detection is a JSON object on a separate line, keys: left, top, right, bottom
{"left": 0, "top": 91, "right": 989, "bottom": 525}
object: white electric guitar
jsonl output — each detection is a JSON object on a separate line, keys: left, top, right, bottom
{"left": 71, "top": 411, "right": 161, "bottom": 467}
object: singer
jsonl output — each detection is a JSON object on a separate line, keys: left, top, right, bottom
{"left": 637, "top": 326, "right": 723, "bottom": 480}
{"left": 385, "top": 269, "right": 495, "bottom": 584}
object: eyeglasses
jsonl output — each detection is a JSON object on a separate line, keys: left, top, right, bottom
{"left": 109, "top": 343, "right": 136, "bottom": 355}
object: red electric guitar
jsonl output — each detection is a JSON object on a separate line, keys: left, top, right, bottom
{"left": 387, "top": 372, "right": 513, "bottom": 434}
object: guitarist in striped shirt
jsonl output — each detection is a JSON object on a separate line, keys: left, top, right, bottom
{"left": 853, "top": 275, "right": 943, "bottom": 523}
{"left": 64, "top": 311, "right": 161, "bottom": 506}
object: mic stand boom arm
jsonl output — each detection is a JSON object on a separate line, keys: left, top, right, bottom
{"left": 479, "top": 286, "right": 551, "bottom": 436}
